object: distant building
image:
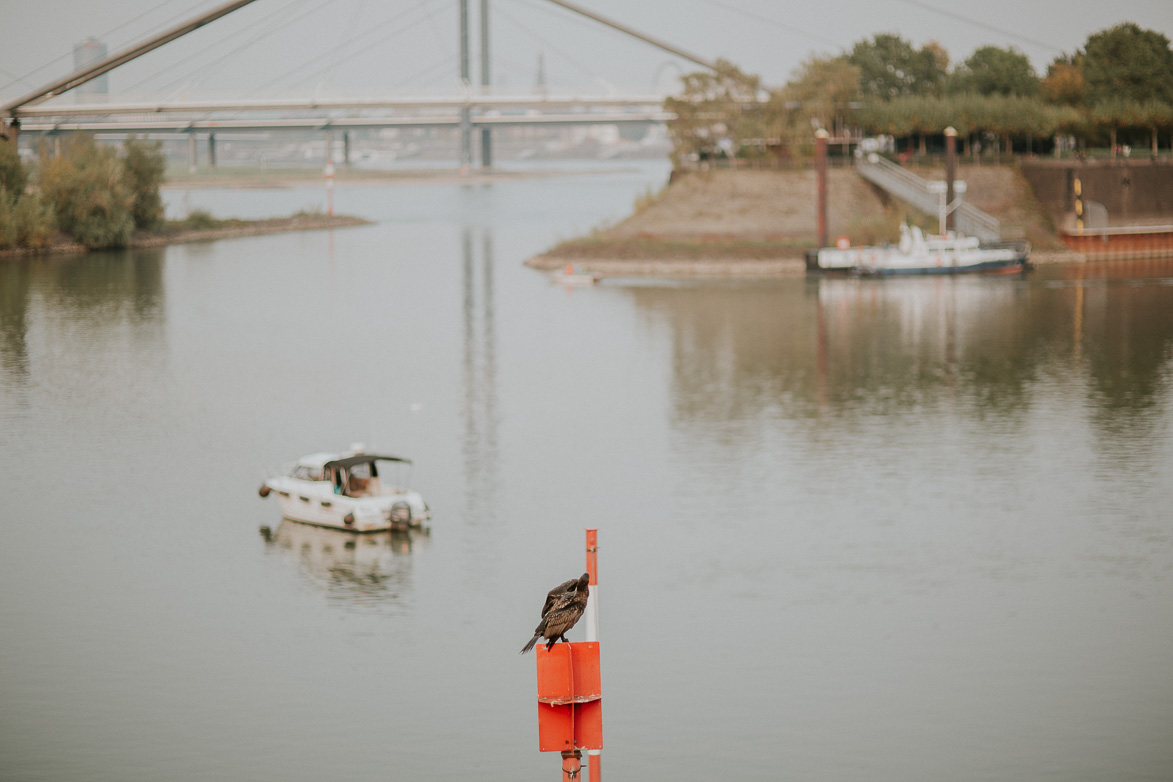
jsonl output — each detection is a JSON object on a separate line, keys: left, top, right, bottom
{"left": 73, "top": 38, "right": 108, "bottom": 95}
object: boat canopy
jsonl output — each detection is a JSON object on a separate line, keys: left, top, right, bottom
{"left": 323, "top": 454, "right": 412, "bottom": 472}
{"left": 296, "top": 452, "right": 339, "bottom": 470}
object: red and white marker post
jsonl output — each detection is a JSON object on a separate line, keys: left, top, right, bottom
{"left": 324, "top": 161, "right": 334, "bottom": 216}
{"left": 534, "top": 529, "right": 603, "bottom": 781}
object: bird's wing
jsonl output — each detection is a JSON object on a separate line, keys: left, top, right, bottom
{"left": 542, "top": 600, "right": 586, "bottom": 638}
{"left": 541, "top": 578, "right": 580, "bottom": 617}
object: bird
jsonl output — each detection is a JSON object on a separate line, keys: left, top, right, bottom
{"left": 520, "top": 572, "right": 590, "bottom": 654}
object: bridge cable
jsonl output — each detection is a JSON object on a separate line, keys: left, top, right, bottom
{"left": 0, "top": 0, "right": 199, "bottom": 95}
{"left": 120, "top": 0, "right": 330, "bottom": 96}
{"left": 693, "top": 0, "right": 842, "bottom": 50}
{"left": 321, "top": 0, "right": 371, "bottom": 91}
{"left": 498, "top": 0, "right": 614, "bottom": 87}
{"left": 395, "top": 56, "right": 462, "bottom": 90}
{"left": 891, "top": 0, "right": 1063, "bottom": 55}
{"left": 256, "top": 0, "right": 446, "bottom": 92}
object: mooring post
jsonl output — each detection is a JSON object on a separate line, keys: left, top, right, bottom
{"left": 945, "top": 126, "right": 957, "bottom": 233}
{"left": 815, "top": 129, "right": 828, "bottom": 249}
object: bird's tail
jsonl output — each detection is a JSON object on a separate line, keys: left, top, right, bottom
{"left": 520, "top": 634, "right": 540, "bottom": 654}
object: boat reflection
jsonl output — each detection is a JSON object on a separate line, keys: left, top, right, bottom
{"left": 622, "top": 268, "right": 1173, "bottom": 452}
{"left": 260, "top": 520, "right": 427, "bottom": 605}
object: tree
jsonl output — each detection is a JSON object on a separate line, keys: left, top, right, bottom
{"left": 122, "top": 136, "right": 166, "bottom": 230}
{"left": 849, "top": 33, "right": 946, "bottom": 99}
{"left": 1041, "top": 55, "right": 1085, "bottom": 106}
{"left": 664, "top": 59, "right": 771, "bottom": 166}
{"left": 37, "top": 134, "right": 135, "bottom": 250}
{"left": 950, "top": 45, "right": 1038, "bottom": 97}
{"left": 781, "top": 54, "right": 861, "bottom": 133}
{"left": 1082, "top": 23, "right": 1173, "bottom": 106}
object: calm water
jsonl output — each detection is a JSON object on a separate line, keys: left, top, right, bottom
{"left": 2, "top": 161, "right": 1172, "bottom": 782}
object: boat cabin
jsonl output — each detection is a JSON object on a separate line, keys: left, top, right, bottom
{"left": 317, "top": 453, "right": 412, "bottom": 498}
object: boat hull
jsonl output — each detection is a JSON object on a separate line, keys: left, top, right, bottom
{"left": 805, "top": 237, "right": 1030, "bottom": 277}
{"left": 265, "top": 477, "right": 430, "bottom": 533}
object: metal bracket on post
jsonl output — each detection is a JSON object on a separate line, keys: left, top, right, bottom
{"left": 928, "top": 180, "right": 967, "bottom": 235}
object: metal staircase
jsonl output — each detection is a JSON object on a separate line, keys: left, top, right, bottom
{"left": 855, "top": 154, "right": 1002, "bottom": 241}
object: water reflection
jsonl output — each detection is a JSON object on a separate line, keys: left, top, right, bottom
{"left": 624, "top": 272, "right": 1173, "bottom": 437}
{"left": 0, "top": 261, "right": 31, "bottom": 381}
{"left": 461, "top": 226, "right": 501, "bottom": 525}
{"left": 38, "top": 249, "right": 165, "bottom": 320}
{"left": 261, "top": 520, "right": 426, "bottom": 608}
{"left": 0, "top": 250, "right": 166, "bottom": 404}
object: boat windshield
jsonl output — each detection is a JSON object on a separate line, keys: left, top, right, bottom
{"left": 290, "top": 464, "right": 325, "bottom": 481}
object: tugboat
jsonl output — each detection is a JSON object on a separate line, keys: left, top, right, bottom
{"left": 806, "top": 224, "right": 1030, "bottom": 276}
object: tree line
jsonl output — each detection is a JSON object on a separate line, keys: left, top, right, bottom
{"left": 0, "top": 134, "right": 165, "bottom": 251}
{"left": 666, "top": 22, "right": 1173, "bottom": 166}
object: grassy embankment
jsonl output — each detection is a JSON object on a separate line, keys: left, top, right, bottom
{"left": 528, "top": 164, "right": 1071, "bottom": 276}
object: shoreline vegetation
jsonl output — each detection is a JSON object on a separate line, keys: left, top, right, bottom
{"left": 0, "top": 211, "right": 371, "bottom": 258}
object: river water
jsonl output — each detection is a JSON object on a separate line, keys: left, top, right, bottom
{"left": 2, "top": 161, "right": 1172, "bottom": 782}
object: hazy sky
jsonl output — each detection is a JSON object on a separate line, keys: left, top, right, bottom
{"left": 1, "top": 0, "right": 1171, "bottom": 104}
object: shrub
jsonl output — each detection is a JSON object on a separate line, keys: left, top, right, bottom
{"left": 122, "top": 136, "right": 166, "bottom": 230}
{"left": 37, "top": 134, "right": 134, "bottom": 249}
{"left": 0, "top": 189, "right": 16, "bottom": 248}
{"left": 14, "top": 194, "right": 56, "bottom": 248}
{"left": 178, "top": 209, "right": 218, "bottom": 230}
{"left": 0, "top": 142, "right": 28, "bottom": 196}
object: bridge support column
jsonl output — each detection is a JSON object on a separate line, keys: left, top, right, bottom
{"left": 459, "top": 0, "right": 472, "bottom": 170}
{"left": 326, "top": 130, "right": 334, "bottom": 166}
{"left": 479, "top": 0, "right": 492, "bottom": 169}
{"left": 188, "top": 133, "right": 196, "bottom": 173}
{"left": 208, "top": 133, "right": 216, "bottom": 171}
{"left": 343, "top": 131, "right": 351, "bottom": 169}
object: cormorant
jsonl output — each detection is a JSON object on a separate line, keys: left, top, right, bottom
{"left": 520, "top": 572, "right": 590, "bottom": 654}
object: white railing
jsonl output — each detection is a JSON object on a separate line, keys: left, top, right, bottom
{"left": 856, "top": 154, "right": 1002, "bottom": 241}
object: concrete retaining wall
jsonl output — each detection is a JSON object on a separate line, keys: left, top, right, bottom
{"left": 1020, "top": 160, "right": 1173, "bottom": 229}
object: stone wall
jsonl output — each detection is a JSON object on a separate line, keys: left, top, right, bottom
{"left": 1020, "top": 160, "right": 1173, "bottom": 229}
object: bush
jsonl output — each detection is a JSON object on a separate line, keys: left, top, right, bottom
{"left": 122, "top": 136, "right": 166, "bottom": 230}
{"left": 37, "top": 134, "right": 134, "bottom": 249}
{"left": 178, "top": 209, "right": 218, "bottom": 230}
{"left": 0, "top": 189, "right": 16, "bottom": 248}
{"left": 0, "top": 142, "right": 28, "bottom": 196}
{"left": 14, "top": 194, "right": 56, "bottom": 248}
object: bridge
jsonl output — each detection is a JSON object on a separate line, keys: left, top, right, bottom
{"left": 1, "top": 0, "right": 714, "bottom": 170}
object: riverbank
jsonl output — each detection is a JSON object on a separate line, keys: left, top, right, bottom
{"left": 526, "top": 165, "right": 1083, "bottom": 276}
{"left": 0, "top": 213, "right": 370, "bottom": 259}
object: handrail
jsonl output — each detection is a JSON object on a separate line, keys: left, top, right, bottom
{"left": 856, "top": 154, "right": 1002, "bottom": 241}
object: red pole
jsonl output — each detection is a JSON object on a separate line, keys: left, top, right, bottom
{"left": 325, "top": 161, "right": 335, "bottom": 217}
{"left": 586, "top": 529, "right": 600, "bottom": 782}
{"left": 815, "top": 129, "right": 828, "bottom": 248}
{"left": 585, "top": 529, "right": 597, "bottom": 585}
{"left": 562, "top": 749, "right": 582, "bottom": 781}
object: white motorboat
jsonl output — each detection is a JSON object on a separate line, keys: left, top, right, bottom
{"left": 259, "top": 446, "right": 430, "bottom": 532}
{"left": 806, "top": 224, "right": 1030, "bottom": 276}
